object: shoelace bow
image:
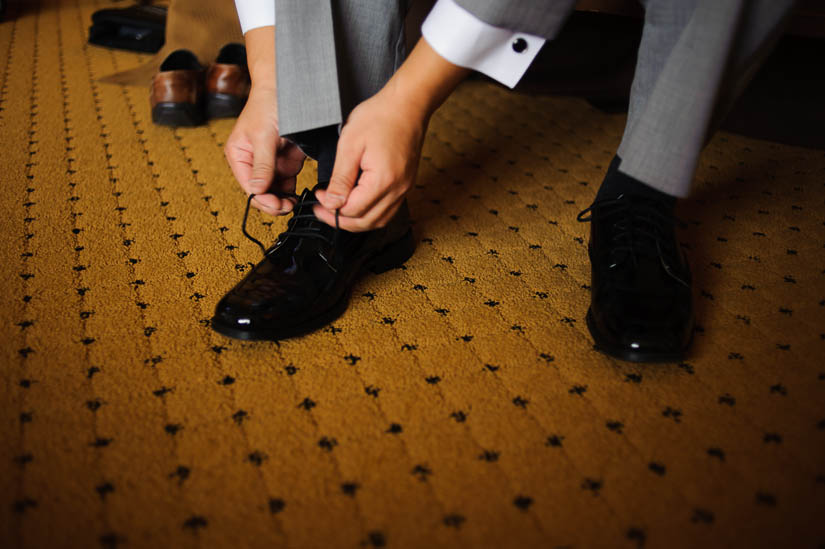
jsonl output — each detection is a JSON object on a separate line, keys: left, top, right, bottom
{"left": 241, "top": 191, "right": 340, "bottom": 263}
{"left": 577, "top": 194, "right": 689, "bottom": 288}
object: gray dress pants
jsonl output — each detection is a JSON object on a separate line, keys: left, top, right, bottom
{"left": 275, "top": 1, "right": 409, "bottom": 136}
{"left": 276, "top": 0, "right": 797, "bottom": 196}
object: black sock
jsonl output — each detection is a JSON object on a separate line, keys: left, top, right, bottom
{"left": 596, "top": 156, "right": 677, "bottom": 212}
{"left": 286, "top": 125, "right": 339, "bottom": 186}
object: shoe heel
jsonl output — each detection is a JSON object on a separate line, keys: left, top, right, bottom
{"left": 367, "top": 229, "right": 415, "bottom": 274}
{"left": 152, "top": 102, "right": 205, "bottom": 127}
{"left": 205, "top": 93, "right": 246, "bottom": 119}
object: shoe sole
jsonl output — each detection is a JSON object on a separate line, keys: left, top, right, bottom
{"left": 152, "top": 102, "right": 205, "bottom": 127}
{"left": 585, "top": 308, "right": 690, "bottom": 363}
{"left": 210, "top": 229, "right": 416, "bottom": 342}
{"left": 205, "top": 93, "right": 246, "bottom": 119}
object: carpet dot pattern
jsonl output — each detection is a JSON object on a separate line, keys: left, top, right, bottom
{"left": 1, "top": 1, "right": 824, "bottom": 548}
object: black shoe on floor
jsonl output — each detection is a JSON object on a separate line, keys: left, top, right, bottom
{"left": 212, "top": 187, "right": 415, "bottom": 341}
{"left": 578, "top": 176, "right": 693, "bottom": 363}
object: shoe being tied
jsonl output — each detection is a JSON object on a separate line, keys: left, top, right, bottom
{"left": 577, "top": 193, "right": 694, "bottom": 362}
{"left": 212, "top": 187, "right": 415, "bottom": 341}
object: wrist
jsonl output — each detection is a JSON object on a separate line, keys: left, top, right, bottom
{"left": 248, "top": 59, "right": 276, "bottom": 94}
{"left": 250, "top": 76, "right": 276, "bottom": 95}
{"left": 244, "top": 26, "right": 277, "bottom": 94}
{"left": 383, "top": 76, "right": 433, "bottom": 124}
{"left": 243, "top": 86, "right": 279, "bottom": 130}
{"left": 384, "top": 38, "right": 470, "bottom": 122}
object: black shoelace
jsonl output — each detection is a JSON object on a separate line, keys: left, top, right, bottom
{"left": 241, "top": 192, "right": 340, "bottom": 266}
{"left": 577, "top": 194, "right": 689, "bottom": 288}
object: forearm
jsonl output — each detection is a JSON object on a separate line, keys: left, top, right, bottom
{"left": 384, "top": 38, "right": 471, "bottom": 122}
{"left": 244, "top": 26, "right": 277, "bottom": 94}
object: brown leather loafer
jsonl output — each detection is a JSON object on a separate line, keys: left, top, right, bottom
{"left": 205, "top": 44, "right": 250, "bottom": 120}
{"left": 150, "top": 49, "right": 205, "bottom": 127}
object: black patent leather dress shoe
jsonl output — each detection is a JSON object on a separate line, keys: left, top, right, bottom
{"left": 212, "top": 188, "right": 415, "bottom": 341}
{"left": 577, "top": 194, "right": 693, "bottom": 362}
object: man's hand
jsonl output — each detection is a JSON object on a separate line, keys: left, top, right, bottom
{"left": 314, "top": 39, "right": 470, "bottom": 231}
{"left": 225, "top": 87, "right": 306, "bottom": 215}
{"left": 224, "top": 25, "right": 305, "bottom": 216}
{"left": 313, "top": 86, "right": 426, "bottom": 231}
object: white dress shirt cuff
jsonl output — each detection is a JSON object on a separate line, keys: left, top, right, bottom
{"left": 234, "top": 0, "right": 275, "bottom": 35}
{"left": 421, "top": 0, "right": 545, "bottom": 88}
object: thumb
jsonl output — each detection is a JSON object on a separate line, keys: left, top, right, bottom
{"left": 320, "top": 137, "right": 362, "bottom": 210}
{"left": 248, "top": 141, "right": 276, "bottom": 194}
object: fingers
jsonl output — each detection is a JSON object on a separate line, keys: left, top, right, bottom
{"left": 318, "top": 134, "right": 362, "bottom": 210}
{"left": 248, "top": 139, "right": 277, "bottom": 195}
{"left": 224, "top": 135, "right": 255, "bottom": 192}
{"left": 224, "top": 125, "right": 277, "bottom": 197}
{"left": 313, "top": 132, "right": 415, "bottom": 231}
{"left": 337, "top": 172, "right": 408, "bottom": 218}
{"left": 251, "top": 192, "right": 295, "bottom": 216}
{"left": 228, "top": 147, "right": 292, "bottom": 216}
{"left": 223, "top": 87, "right": 307, "bottom": 219}
{"left": 313, "top": 193, "right": 403, "bottom": 233}
{"left": 225, "top": 131, "right": 306, "bottom": 217}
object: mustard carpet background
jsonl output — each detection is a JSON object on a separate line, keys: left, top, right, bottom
{"left": 2, "top": 1, "right": 824, "bottom": 548}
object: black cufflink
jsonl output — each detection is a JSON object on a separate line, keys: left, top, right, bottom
{"left": 512, "top": 38, "right": 528, "bottom": 53}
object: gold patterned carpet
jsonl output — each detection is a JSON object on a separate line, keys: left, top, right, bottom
{"left": 2, "top": 1, "right": 824, "bottom": 548}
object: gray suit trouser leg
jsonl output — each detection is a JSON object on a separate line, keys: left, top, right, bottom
{"left": 617, "top": 0, "right": 796, "bottom": 196}
{"left": 274, "top": 0, "right": 795, "bottom": 195}
{"left": 275, "top": 0, "right": 408, "bottom": 137}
